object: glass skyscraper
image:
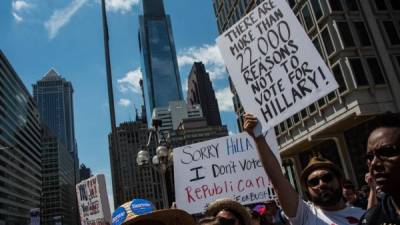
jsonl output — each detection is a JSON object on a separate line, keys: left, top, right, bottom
{"left": 33, "top": 69, "right": 79, "bottom": 183}
{"left": 138, "top": 0, "right": 183, "bottom": 125}
{"left": 0, "top": 50, "right": 42, "bottom": 225}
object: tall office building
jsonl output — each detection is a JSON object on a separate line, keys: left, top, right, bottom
{"left": 212, "top": 0, "right": 400, "bottom": 189}
{"left": 138, "top": 0, "right": 183, "bottom": 125}
{"left": 152, "top": 101, "right": 203, "bottom": 133}
{"left": 41, "top": 125, "right": 77, "bottom": 225}
{"left": 79, "top": 164, "right": 92, "bottom": 181}
{"left": 187, "top": 62, "right": 222, "bottom": 126}
{"left": 33, "top": 69, "right": 79, "bottom": 183}
{"left": 0, "top": 50, "right": 42, "bottom": 225}
{"left": 109, "top": 119, "right": 164, "bottom": 209}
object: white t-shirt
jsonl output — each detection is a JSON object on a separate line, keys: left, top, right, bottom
{"left": 289, "top": 198, "right": 365, "bottom": 225}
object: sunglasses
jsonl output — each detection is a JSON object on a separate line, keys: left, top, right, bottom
{"left": 218, "top": 217, "right": 237, "bottom": 225}
{"left": 307, "top": 173, "right": 334, "bottom": 187}
{"left": 365, "top": 145, "right": 400, "bottom": 162}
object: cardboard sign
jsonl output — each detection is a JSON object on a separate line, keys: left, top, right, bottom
{"left": 173, "top": 131, "right": 279, "bottom": 214}
{"left": 217, "top": 0, "right": 338, "bottom": 130}
{"left": 76, "top": 174, "right": 111, "bottom": 225}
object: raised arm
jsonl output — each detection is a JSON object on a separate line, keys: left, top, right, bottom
{"left": 365, "top": 173, "right": 377, "bottom": 209}
{"left": 243, "top": 113, "right": 299, "bottom": 217}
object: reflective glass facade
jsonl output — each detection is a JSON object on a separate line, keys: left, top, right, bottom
{"left": 33, "top": 70, "right": 75, "bottom": 155}
{"left": 33, "top": 69, "right": 79, "bottom": 183}
{"left": 139, "top": 0, "right": 183, "bottom": 125}
{"left": 0, "top": 50, "right": 42, "bottom": 225}
{"left": 41, "top": 126, "right": 76, "bottom": 225}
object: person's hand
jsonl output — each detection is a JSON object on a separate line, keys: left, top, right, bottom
{"left": 365, "top": 173, "right": 372, "bottom": 186}
{"left": 244, "top": 113, "right": 262, "bottom": 138}
{"left": 365, "top": 172, "right": 376, "bottom": 190}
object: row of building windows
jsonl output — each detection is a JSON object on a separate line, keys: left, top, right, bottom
{"left": 275, "top": 54, "right": 393, "bottom": 135}
{"left": 288, "top": 0, "right": 400, "bottom": 12}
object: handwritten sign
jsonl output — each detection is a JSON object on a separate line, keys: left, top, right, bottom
{"left": 216, "top": 0, "right": 338, "bottom": 130}
{"left": 173, "top": 131, "right": 279, "bottom": 214}
{"left": 76, "top": 174, "right": 111, "bottom": 225}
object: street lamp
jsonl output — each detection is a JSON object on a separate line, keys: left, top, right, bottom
{"left": 136, "top": 120, "right": 173, "bottom": 209}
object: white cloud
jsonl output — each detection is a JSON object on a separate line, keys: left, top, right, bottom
{"left": 13, "top": 0, "right": 31, "bottom": 11}
{"left": 118, "top": 98, "right": 131, "bottom": 107}
{"left": 11, "top": 0, "right": 32, "bottom": 23}
{"left": 117, "top": 68, "right": 142, "bottom": 94}
{"left": 215, "top": 87, "right": 234, "bottom": 112}
{"left": 105, "top": 0, "right": 139, "bottom": 13}
{"left": 182, "top": 79, "right": 188, "bottom": 93}
{"left": 12, "top": 12, "right": 23, "bottom": 22}
{"left": 44, "top": 0, "right": 88, "bottom": 39}
{"left": 178, "top": 43, "right": 226, "bottom": 81}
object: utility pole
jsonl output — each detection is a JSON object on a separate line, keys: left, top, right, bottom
{"left": 101, "top": 0, "right": 119, "bottom": 207}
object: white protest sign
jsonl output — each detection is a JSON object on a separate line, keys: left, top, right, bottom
{"left": 216, "top": 0, "right": 338, "bottom": 130}
{"left": 173, "top": 131, "right": 279, "bottom": 214}
{"left": 76, "top": 174, "right": 111, "bottom": 225}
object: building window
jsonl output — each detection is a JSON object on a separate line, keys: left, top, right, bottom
{"left": 332, "top": 64, "right": 347, "bottom": 93}
{"left": 327, "top": 91, "right": 336, "bottom": 101}
{"left": 301, "top": 108, "right": 308, "bottom": 119}
{"left": 279, "top": 122, "right": 286, "bottom": 133}
{"left": 287, "top": 0, "right": 296, "bottom": 8}
{"left": 286, "top": 118, "right": 293, "bottom": 128}
{"left": 391, "top": 0, "right": 400, "bottom": 10}
{"left": 366, "top": 58, "right": 386, "bottom": 85}
{"left": 313, "top": 37, "right": 323, "bottom": 57}
{"left": 374, "top": 0, "right": 388, "bottom": 10}
{"left": 310, "top": 0, "right": 323, "bottom": 20}
{"left": 337, "top": 22, "right": 355, "bottom": 47}
{"left": 302, "top": 4, "right": 314, "bottom": 30}
{"left": 349, "top": 58, "right": 369, "bottom": 86}
{"left": 274, "top": 126, "right": 280, "bottom": 135}
{"left": 354, "top": 22, "right": 371, "bottom": 46}
{"left": 382, "top": 21, "right": 400, "bottom": 45}
{"left": 309, "top": 103, "right": 317, "bottom": 114}
{"left": 293, "top": 113, "right": 300, "bottom": 124}
{"left": 327, "top": 0, "right": 344, "bottom": 11}
{"left": 321, "top": 28, "right": 335, "bottom": 55}
{"left": 344, "top": 0, "right": 359, "bottom": 11}
{"left": 318, "top": 97, "right": 327, "bottom": 108}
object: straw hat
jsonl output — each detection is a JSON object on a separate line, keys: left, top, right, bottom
{"left": 112, "top": 199, "right": 196, "bottom": 225}
{"left": 300, "top": 156, "right": 343, "bottom": 187}
{"left": 122, "top": 209, "right": 196, "bottom": 225}
{"left": 205, "top": 198, "right": 251, "bottom": 225}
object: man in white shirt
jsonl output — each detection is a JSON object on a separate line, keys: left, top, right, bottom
{"left": 243, "top": 114, "right": 364, "bottom": 225}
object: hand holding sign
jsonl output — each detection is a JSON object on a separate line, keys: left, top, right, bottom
{"left": 217, "top": 0, "right": 338, "bottom": 131}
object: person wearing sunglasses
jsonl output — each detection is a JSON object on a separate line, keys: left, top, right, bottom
{"left": 243, "top": 113, "right": 364, "bottom": 225}
{"left": 359, "top": 113, "right": 400, "bottom": 225}
{"left": 204, "top": 198, "right": 252, "bottom": 225}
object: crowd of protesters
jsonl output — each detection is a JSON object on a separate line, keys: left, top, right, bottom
{"left": 113, "top": 113, "right": 400, "bottom": 225}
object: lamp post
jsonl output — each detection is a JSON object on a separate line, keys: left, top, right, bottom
{"left": 136, "top": 120, "right": 172, "bottom": 209}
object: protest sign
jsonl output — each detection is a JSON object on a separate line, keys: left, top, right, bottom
{"left": 216, "top": 0, "right": 338, "bottom": 130}
{"left": 76, "top": 174, "right": 111, "bottom": 225}
{"left": 173, "top": 131, "right": 279, "bottom": 214}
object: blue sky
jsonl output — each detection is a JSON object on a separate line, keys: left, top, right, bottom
{"left": 0, "top": 0, "right": 238, "bottom": 209}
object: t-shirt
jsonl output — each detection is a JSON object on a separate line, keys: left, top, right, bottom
{"left": 289, "top": 198, "right": 365, "bottom": 225}
{"left": 359, "top": 194, "right": 400, "bottom": 225}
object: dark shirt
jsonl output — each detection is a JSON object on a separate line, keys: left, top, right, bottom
{"left": 359, "top": 194, "right": 400, "bottom": 225}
